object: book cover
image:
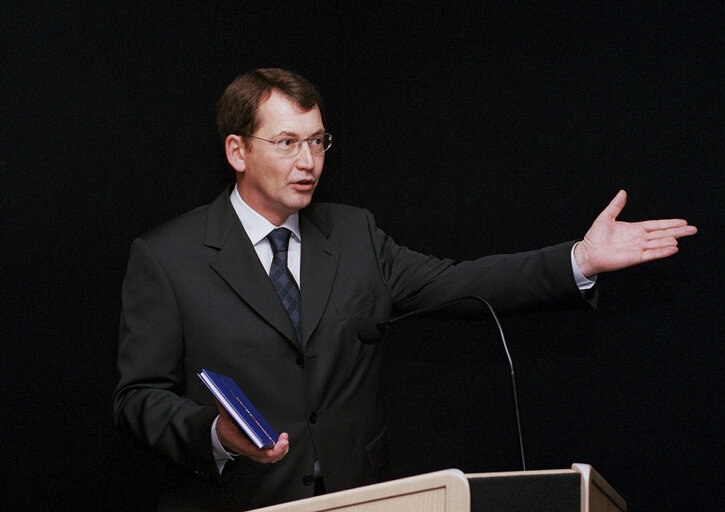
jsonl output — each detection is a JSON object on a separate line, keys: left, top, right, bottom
{"left": 197, "top": 369, "right": 278, "bottom": 449}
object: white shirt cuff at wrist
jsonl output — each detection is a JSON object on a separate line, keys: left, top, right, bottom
{"left": 211, "top": 416, "right": 238, "bottom": 474}
{"left": 571, "top": 242, "right": 597, "bottom": 290}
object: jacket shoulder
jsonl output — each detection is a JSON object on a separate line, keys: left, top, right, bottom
{"left": 139, "top": 189, "right": 232, "bottom": 249}
{"left": 302, "top": 202, "right": 374, "bottom": 235}
{"left": 141, "top": 203, "right": 210, "bottom": 247}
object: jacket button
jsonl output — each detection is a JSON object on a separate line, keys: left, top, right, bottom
{"left": 296, "top": 356, "right": 305, "bottom": 368}
{"left": 302, "top": 474, "right": 314, "bottom": 486}
{"left": 309, "top": 412, "right": 317, "bottom": 424}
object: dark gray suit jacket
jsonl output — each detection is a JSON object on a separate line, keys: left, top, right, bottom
{"left": 113, "top": 188, "right": 590, "bottom": 511}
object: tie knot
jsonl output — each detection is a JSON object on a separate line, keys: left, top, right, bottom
{"left": 267, "top": 228, "right": 292, "bottom": 255}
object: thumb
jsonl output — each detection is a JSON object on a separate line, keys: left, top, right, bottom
{"left": 601, "top": 189, "right": 627, "bottom": 221}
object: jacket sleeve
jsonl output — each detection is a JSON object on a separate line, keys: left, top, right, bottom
{"left": 113, "top": 237, "right": 219, "bottom": 482}
{"left": 365, "top": 209, "right": 595, "bottom": 317}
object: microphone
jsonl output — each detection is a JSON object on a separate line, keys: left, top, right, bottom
{"left": 356, "top": 316, "right": 389, "bottom": 345}
{"left": 378, "top": 295, "right": 527, "bottom": 471}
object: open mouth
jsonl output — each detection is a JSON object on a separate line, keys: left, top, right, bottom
{"left": 292, "top": 179, "right": 316, "bottom": 190}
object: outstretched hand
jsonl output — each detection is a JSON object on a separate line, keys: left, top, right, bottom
{"left": 215, "top": 399, "right": 289, "bottom": 464}
{"left": 574, "top": 190, "right": 697, "bottom": 278}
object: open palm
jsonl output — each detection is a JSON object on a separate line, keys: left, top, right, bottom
{"left": 574, "top": 190, "right": 697, "bottom": 278}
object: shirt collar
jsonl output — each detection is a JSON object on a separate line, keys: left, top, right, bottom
{"left": 229, "top": 186, "right": 301, "bottom": 245}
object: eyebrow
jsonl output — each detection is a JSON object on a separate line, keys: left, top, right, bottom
{"left": 272, "top": 129, "right": 325, "bottom": 138}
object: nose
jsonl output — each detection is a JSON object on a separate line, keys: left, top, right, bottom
{"left": 295, "top": 140, "right": 316, "bottom": 169}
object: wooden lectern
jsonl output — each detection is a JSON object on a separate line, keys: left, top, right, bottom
{"left": 248, "top": 464, "right": 626, "bottom": 512}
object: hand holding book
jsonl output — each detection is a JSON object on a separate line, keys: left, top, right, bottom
{"left": 215, "top": 400, "right": 290, "bottom": 464}
{"left": 198, "top": 369, "right": 290, "bottom": 464}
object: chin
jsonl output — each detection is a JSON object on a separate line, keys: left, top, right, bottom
{"left": 290, "top": 194, "right": 314, "bottom": 210}
{"left": 295, "top": 200, "right": 313, "bottom": 212}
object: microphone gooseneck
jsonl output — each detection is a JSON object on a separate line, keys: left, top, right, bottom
{"left": 381, "top": 295, "right": 527, "bottom": 471}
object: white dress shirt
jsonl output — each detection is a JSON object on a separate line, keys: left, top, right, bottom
{"left": 229, "top": 187, "right": 302, "bottom": 286}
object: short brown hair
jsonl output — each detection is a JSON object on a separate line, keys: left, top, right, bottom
{"left": 217, "top": 68, "right": 323, "bottom": 142}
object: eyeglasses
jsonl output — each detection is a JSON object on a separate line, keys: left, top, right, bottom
{"left": 242, "top": 133, "right": 332, "bottom": 157}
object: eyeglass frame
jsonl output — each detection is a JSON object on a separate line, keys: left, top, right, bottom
{"left": 240, "top": 132, "right": 333, "bottom": 157}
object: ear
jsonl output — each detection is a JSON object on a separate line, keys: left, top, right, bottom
{"left": 225, "top": 134, "right": 246, "bottom": 174}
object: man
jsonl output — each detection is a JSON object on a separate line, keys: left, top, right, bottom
{"left": 113, "top": 68, "right": 696, "bottom": 511}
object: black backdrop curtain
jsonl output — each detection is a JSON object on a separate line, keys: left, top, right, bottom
{"left": 2, "top": 2, "right": 722, "bottom": 510}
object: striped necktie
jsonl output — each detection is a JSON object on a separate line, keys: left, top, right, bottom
{"left": 266, "top": 228, "right": 301, "bottom": 343}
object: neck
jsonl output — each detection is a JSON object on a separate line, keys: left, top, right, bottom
{"left": 235, "top": 184, "right": 291, "bottom": 226}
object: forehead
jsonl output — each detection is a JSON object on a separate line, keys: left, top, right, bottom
{"left": 255, "top": 90, "right": 323, "bottom": 135}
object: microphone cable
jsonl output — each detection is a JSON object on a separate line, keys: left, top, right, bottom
{"left": 379, "top": 295, "right": 527, "bottom": 471}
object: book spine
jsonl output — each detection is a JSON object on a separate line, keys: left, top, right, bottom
{"left": 199, "top": 372, "right": 264, "bottom": 448}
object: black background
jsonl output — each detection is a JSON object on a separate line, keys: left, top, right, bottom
{"left": 2, "top": 2, "right": 722, "bottom": 510}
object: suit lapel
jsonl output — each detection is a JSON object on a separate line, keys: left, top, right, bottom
{"left": 299, "top": 208, "right": 339, "bottom": 348}
{"left": 205, "top": 190, "right": 300, "bottom": 351}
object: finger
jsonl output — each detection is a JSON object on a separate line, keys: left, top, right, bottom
{"left": 258, "top": 433, "right": 290, "bottom": 463}
{"left": 600, "top": 190, "right": 627, "bottom": 221}
{"left": 267, "top": 444, "right": 289, "bottom": 463}
{"left": 644, "top": 237, "right": 678, "bottom": 250}
{"left": 645, "top": 225, "right": 698, "bottom": 240}
{"left": 665, "top": 225, "right": 698, "bottom": 238}
{"left": 249, "top": 447, "right": 282, "bottom": 463}
{"left": 639, "top": 218, "right": 690, "bottom": 232}
{"left": 271, "top": 433, "right": 289, "bottom": 455}
{"left": 640, "top": 245, "right": 679, "bottom": 262}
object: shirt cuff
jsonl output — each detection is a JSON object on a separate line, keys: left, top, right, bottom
{"left": 571, "top": 242, "right": 597, "bottom": 290}
{"left": 211, "top": 415, "right": 238, "bottom": 474}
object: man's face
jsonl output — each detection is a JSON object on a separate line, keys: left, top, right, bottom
{"left": 236, "top": 90, "right": 325, "bottom": 225}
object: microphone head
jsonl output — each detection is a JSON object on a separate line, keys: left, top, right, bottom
{"left": 357, "top": 318, "right": 389, "bottom": 344}
{"left": 376, "top": 321, "right": 390, "bottom": 335}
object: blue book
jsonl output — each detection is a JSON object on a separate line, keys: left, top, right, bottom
{"left": 197, "top": 369, "right": 278, "bottom": 449}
